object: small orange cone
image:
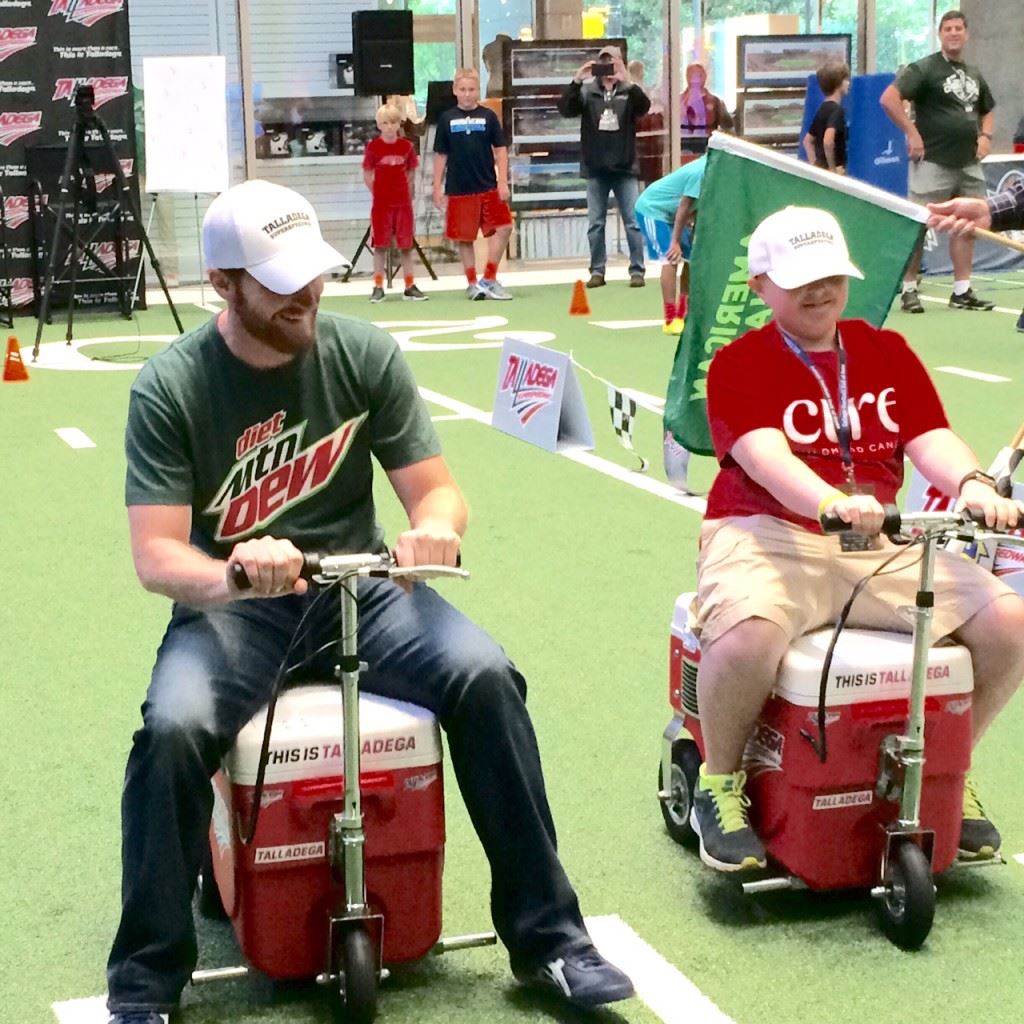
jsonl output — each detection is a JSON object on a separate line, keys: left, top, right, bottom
{"left": 569, "top": 280, "right": 591, "bottom": 316}
{"left": 3, "top": 336, "right": 28, "bottom": 382}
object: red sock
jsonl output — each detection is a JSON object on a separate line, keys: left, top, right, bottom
{"left": 483, "top": 261, "right": 498, "bottom": 281}
{"left": 677, "top": 294, "right": 688, "bottom": 318}
{"left": 373, "top": 273, "right": 384, "bottom": 288}
{"left": 404, "top": 274, "right": 415, "bottom": 289}
{"left": 465, "top": 267, "right": 477, "bottom": 284}
{"left": 664, "top": 302, "right": 676, "bottom": 324}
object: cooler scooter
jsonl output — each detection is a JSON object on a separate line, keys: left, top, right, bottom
{"left": 193, "top": 552, "right": 496, "bottom": 1022}
{"left": 658, "top": 507, "right": 1016, "bottom": 950}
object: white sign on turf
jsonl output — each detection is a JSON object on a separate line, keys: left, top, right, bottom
{"left": 143, "top": 56, "right": 229, "bottom": 194}
{"left": 491, "top": 338, "right": 593, "bottom": 453}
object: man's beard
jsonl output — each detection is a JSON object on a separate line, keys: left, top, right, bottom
{"left": 235, "top": 289, "right": 317, "bottom": 357}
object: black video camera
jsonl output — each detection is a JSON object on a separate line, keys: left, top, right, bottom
{"left": 592, "top": 62, "right": 615, "bottom": 79}
{"left": 73, "top": 84, "right": 96, "bottom": 116}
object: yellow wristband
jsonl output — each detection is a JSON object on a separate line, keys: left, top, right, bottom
{"left": 817, "top": 491, "right": 845, "bottom": 518}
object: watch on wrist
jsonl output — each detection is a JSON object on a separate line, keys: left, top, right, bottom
{"left": 958, "top": 469, "right": 996, "bottom": 493}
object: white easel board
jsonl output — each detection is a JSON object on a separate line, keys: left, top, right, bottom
{"left": 143, "top": 56, "right": 229, "bottom": 194}
{"left": 491, "top": 338, "right": 593, "bottom": 453}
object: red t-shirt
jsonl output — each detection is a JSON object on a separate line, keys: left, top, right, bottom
{"left": 705, "top": 319, "right": 949, "bottom": 530}
{"left": 363, "top": 136, "right": 418, "bottom": 207}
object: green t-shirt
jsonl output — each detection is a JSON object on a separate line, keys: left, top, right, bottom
{"left": 125, "top": 312, "right": 441, "bottom": 559}
{"left": 897, "top": 51, "right": 994, "bottom": 169}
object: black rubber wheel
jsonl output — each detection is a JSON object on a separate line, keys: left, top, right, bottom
{"left": 658, "top": 739, "right": 701, "bottom": 847}
{"left": 333, "top": 927, "right": 378, "bottom": 1024}
{"left": 197, "top": 839, "right": 228, "bottom": 920}
{"left": 880, "top": 841, "right": 935, "bottom": 951}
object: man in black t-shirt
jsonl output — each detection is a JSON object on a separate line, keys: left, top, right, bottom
{"left": 104, "top": 179, "right": 634, "bottom": 1024}
{"left": 433, "top": 68, "right": 513, "bottom": 300}
{"left": 881, "top": 9, "right": 995, "bottom": 313}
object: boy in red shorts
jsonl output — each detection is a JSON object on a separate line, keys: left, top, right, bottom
{"left": 363, "top": 103, "right": 427, "bottom": 302}
{"left": 432, "top": 68, "right": 513, "bottom": 300}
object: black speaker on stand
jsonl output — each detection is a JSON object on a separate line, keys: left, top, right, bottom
{"left": 352, "top": 10, "right": 414, "bottom": 96}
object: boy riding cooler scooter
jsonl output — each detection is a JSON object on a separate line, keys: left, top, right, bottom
{"left": 688, "top": 206, "right": 1024, "bottom": 873}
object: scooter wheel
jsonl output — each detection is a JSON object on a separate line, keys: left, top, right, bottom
{"left": 658, "top": 739, "right": 701, "bottom": 847}
{"left": 333, "top": 927, "right": 378, "bottom": 1024}
{"left": 880, "top": 841, "right": 935, "bottom": 951}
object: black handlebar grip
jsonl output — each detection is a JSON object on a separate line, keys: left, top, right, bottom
{"left": 230, "top": 562, "right": 252, "bottom": 590}
{"left": 229, "top": 552, "right": 323, "bottom": 592}
{"left": 820, "top": 502, "right": 903, "bottom": 535}
{"left": 820, "top": 512, "right": 847, "bottom": 534}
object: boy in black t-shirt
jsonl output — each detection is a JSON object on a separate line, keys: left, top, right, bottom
{"left": 432, "top": 68, "right": 513, "bottom": 300}
{"left": 803, "top": 61, "right": 849, "bottom": 174}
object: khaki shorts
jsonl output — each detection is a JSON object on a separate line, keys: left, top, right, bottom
{"left": 909, "top": 159, "right": 986, "bottom": 204}
{"left": 694, "top": 515, "right": 1014, "bottom": 648}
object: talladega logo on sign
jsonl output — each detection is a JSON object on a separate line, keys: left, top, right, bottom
{"left": 10, "top": 277, "right": 33, "bottom": 306}
{"left": 53, "top": 76, "right": 129, "bottom": 108}
{"left": 500, "top": 352, "right": 559, "bottom": 425}
{"left": 206, "top": 411, "right": 367, "bottom": 542}
{"left": 48, "top": 0, "right": 124, "bottom": 28}
{"left": 4, "top": 193, "right": 41, "bottom": 229}
{"left": 95, "top": 158, "right": 133, "bottom": 193}
{"left": 0, "top": 110, "right": 40, "bottom": 145}
{"left": 0, "top": 27, "right": 36, "bottom": 63}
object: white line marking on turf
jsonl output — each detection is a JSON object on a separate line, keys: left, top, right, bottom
{"left": 418, "top": 387, "right": 707, "bottom": 513}
{"left": 55, "top": 428, "right": 96, "bottom": 449}
{"left": 430, "top": 413, "right": 472, "bottom": 422}
{"left": 586, "top": 914, "right": 736, "bottom": 1024}
{"left": 1014, "top": 853, "right": 1024, "bottom": 866}
{"left": 934, "top": 366, "right": 1011, "bottom": 383}
{"left": 591, "top": 319, "right": 665, "bottom": 330}
{"left": 51, "top": 995, "right": 108, "bottom": 1023}
{"left": 623, "top": 388, "right": 666, "bottom": 414}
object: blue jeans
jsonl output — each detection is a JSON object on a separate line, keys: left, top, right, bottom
{"left": 107, "top": 578, "right": 587, "bottom": 1013}
{"left": 586, "top": 172, "right": 645, "bottom": 277}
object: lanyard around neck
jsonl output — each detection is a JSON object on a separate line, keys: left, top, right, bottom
{"left": 779, "top": 327, "right": 855, "bottom": 488}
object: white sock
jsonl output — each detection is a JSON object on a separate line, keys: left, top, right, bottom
{"left": 953, "top": 279, "right": 970, "bottom": 295}
{"left": 902, "top": 280, "right": 917, "bottom": 293}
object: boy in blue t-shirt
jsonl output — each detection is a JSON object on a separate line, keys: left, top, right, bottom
{"left": 634, "top": 154, "right": 705, "bottom": 334}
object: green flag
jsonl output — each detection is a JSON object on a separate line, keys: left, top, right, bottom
{"left": 664, "top": 134, "right": 926, "bottom": 457}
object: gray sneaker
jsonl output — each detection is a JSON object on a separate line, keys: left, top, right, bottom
{"left": 466, "top": 283, "right": 486, "bottom": 300}
{"left": 900, "top": 288, "right": 924, "bottom": 313}
{"left": 478, "top": 277, "right": 512, "bottom": 300}
{"left": 369, "top": 286, "right": 386, "bottom": 303}
{"left": 403, "top": 284, "right": 428, "bottom": 301}
{"left": 689, "top": 766, "right": 766, "bottom": 872}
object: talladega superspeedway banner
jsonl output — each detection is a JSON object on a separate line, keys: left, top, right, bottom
{"left": 0, "top": 1, "right": 142, "bottom": 313}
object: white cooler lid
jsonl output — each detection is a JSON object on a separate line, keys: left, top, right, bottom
{"left": 226, "top": 685, "right": 442, "bottom": 784}
{"left": 777, "top": 628, "right": 973, "bottom": 707}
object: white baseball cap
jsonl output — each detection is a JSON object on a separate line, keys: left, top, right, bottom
{"left": 203, "top": 179, "right": 350, "bottom": 295}
{"left": 747, "top": 206, "right": 864, "bottom": 289}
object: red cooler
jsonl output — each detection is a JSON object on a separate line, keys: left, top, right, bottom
{"left": 670, "top": 594, "right": 974, "bottom": 891}
{"left": 209, "top": 685, "right": 445, "bottom": 977}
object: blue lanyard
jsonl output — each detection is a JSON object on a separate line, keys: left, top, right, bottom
{"left": 779, "top": 327, "right": 856, "bottom": 489}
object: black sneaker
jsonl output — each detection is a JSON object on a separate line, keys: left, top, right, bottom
{"left": 949, "top": 288, "right": 995, "bottom": 310}
{"left": 403, "top": 284, "right": 428, "bottom": 301}
{"left": 369, "top": 286, "right": 385, "bottom": 303}
{"left": 108, "top": 1013, "right": 169, "bottom": 1024}
{"left": 900, "top": 288, "right": 925, "bottom": 313}
{"left": 959, "top": 775, "right": 1001, "bottom": 859}
{"left": 1017, "top": 310, "right": 1024, "bottom": 333}
{"left": 689, "top": 766, "right": 766, "bottom": 872}
{"left": 514, "top": 944, "right": 634, "bottom": 1008}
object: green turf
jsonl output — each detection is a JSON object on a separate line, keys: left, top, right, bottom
{"left": 4, "top": 275, "right": 1024, "bottom": 1024}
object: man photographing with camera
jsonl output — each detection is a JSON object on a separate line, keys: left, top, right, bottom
{"left": 558, "top": 44, "right": 649, "bottom": 289}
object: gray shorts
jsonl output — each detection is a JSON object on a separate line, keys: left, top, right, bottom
{"left": 909, "top": 159, "right": 986, "bottom": 204}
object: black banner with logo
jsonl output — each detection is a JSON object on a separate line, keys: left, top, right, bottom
{"left": 0, "top": 0, "right": 141, "bottom": 313}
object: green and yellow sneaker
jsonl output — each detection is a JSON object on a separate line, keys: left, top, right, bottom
{"left": 689, "top": 765, "right": 766, "bottom": 872}
{"left": 960, "top": 775, "right": 1001, "bottom": 859}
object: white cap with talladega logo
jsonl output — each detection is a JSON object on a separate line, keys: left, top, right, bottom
{"left": 747, "top": 206, "right": 864, "bottom": 289}
{"left": 203, "top": 179, "right": 350, "bottom": 295}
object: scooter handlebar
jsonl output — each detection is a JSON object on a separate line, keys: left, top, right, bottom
{"left": 819, "top": 504, "right": 994, "bottom": 538}
{"left": 819, "top": 503, "right": 903, "bottom": 536}
{"left": 229, "top": 550, "right": 465, "bottom": 590}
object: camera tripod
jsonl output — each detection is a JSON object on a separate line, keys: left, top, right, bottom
{"left": 32, "top": 84, "right": 182, "bottom": 361}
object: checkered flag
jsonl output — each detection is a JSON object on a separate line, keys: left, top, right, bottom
{"left": 607, "top": 385, "right": 648, "bottom": 471}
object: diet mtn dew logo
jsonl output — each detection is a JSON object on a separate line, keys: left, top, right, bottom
{"left": 53, "top": 76, "right": 129, "bottom": 109}
{"left": 48, "top": 0, "right": 124, "bottom": 28}
{"left": 0, "top": 110, "right": 40, "bottom": 146}
{"left": 0, "top": 27, "right": 36, "bottom": 63}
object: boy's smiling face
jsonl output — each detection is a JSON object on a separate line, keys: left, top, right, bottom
{"left": 749, "top": 273, "right": 849, "bottom": 350}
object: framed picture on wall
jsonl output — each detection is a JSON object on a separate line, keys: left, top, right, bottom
{"left": 737, "top": 34, "right": 851, "bottom": 89}
{"left": 737, "top": 90, "right": 807, "bottom": 141}
{"left": 335, "top": 53, "right": 355, "bottom": 91}
{"left": 505, "top": 38, "right": 627, "bottom": 96}
{"left": 341, "top": 120, "right": 376, "bottom": 155}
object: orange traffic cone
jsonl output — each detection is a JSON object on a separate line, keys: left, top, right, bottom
{"left": 569, "top": 280, "right": 591, "bottom": 316}
{"left": 3, "top": 336, "right": 28, "bottom": 381}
